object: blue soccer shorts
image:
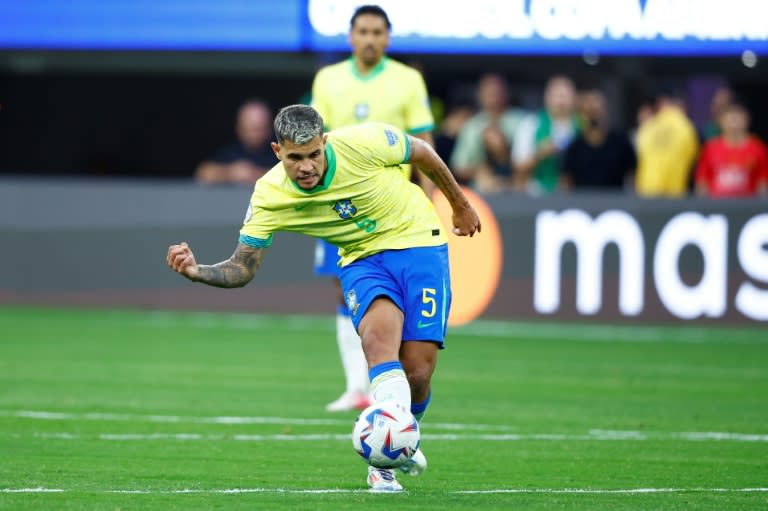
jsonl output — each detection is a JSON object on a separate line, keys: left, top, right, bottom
{"left": 314, "top": 239, "right": 341, "bottom": 277}
{"left": 338, "top": 244, "right": 452, "bottom": 347}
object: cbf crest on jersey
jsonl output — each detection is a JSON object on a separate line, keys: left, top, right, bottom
{"left": 354, "top": 102, "right": 369, "bottom": 121}
{"left": 332, "top": 199, "right": 357, "bottom": 219}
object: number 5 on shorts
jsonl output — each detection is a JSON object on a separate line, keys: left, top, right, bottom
{"left": 421, "top": 288, "right": 437, "bottom": 318}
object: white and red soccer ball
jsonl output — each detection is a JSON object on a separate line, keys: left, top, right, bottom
{"left": 352, "top": 401, "right": 420, "bottom": 468}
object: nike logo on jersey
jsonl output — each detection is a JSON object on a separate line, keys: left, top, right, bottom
{"left": 416, "top": 320, "right": 437, "bottom": 329}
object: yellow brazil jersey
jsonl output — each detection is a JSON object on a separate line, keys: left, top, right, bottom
{"left": 635, "top": 106, "right": 699, "bottom": 197}
{"left": 239, "top": 123, "right": 446, "bottom": 267}
{"left": 311, "top": 56, "right": 434, "bottom": 135}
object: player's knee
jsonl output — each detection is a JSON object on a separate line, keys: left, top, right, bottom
{"left": 360, "top": 329, "right": 398, "bottom": 364}
{"left": 360, "top": 329, "right": 381, "bottom": 351}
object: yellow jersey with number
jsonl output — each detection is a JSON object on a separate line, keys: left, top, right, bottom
{"left": 239, "top": 123, "right": 446, "bottom": 267}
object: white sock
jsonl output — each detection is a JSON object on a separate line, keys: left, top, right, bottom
{"left": 369, "top": 361, "right": 411, "bottom": 410}
{"left": 336, "top": 313, "right": 370, "bottom": 394}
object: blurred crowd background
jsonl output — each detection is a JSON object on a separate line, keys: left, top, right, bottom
{"left": 1, "top": 0, "right": 767, "bottom": 200}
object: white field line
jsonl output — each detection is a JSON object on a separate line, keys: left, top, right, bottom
{"left": 453, "top": 487, "right": 768, "bottom": 495}
{"left": 679, "top": 431, "right": 768, "bottom": 442}
{"left": 27, "top": 430, "right": 768, "bottom": 443}
{"left": 3, "top": 487, "right": 768, "bottom": 495}
{"left": 4, "top": 410, "right": 768, "bottom": 442}
{"left": 1, "top": 488, "right": 65, "bottom": 493}
{"left": 0, "top": 410, "right": 517, "bottom": 432}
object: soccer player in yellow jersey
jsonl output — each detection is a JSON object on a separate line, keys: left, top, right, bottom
{"left": 167, "top": 105, "right": 480, "bottom": 492}
{"left": 311, "top": 5, "right": 437, "bottom": 413}
{"left": 312, "top": 6, "right": 434, "bottom": 145}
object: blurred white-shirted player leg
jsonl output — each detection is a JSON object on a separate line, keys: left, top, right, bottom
{"left": 316, "top": 239, "right": 371, "bottom": 412}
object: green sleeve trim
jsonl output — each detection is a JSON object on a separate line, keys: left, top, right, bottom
{"left": 407, "top": 123, "right": 435, "bottom": 135}
{"left": 401, "top": 134, "right": 412, "bottom": 164}
{"left": 239, "top": 234, "right": 273, "bottom": 248}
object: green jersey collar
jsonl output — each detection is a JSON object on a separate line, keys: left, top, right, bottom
{"left": 290, "top": 141, "right": 337, "bottom": 194}
{"left": 349, "top": 55, "right": 387, "bottom": 81}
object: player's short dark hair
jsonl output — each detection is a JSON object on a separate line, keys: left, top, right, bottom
{"left": 274, "top": 105, "right": 324, "bottom": 145}
{"left": 350, "top": 5, "right": 392, "bottom": 30}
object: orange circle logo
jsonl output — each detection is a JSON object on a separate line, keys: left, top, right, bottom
{"left": 432, "top": 187, "right": 503, "bottom": 326}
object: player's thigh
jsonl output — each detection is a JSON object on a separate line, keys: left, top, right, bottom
{"left": 339, "top": 253, "right": 404, "bottom": 332}
{"left": 357, "top": 297, "right": 405, "bottom": 365}
{"left": 401, "top": 245, "right": 452, "bottom": 344}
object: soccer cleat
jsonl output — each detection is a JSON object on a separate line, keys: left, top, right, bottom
{"left": 399, "top": 448, "right": 427, "bottom": 476}
{"left": 325, "top": 391, "right": 371, "bottom": 412}
{"left": 367, "top": 466, "right": 404, "bottom": 492}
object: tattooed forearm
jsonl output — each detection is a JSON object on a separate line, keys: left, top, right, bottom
{"left": 409, "top": 137, "right": 470, "bottom": 209}
{"left": 195, "top": 244, "right": 263, "bottom": 288}
{"left": 422, "top": 162, "right": 468, "bottom": 207}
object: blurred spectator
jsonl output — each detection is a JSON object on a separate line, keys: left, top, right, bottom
{"left": 513, "top": 75, "right": 579, "bottom": 195}
{"left": 636, "top": 103, "right": 655, "bottom": 127}
{"left": 435, "top": 102, "right": 475, "bottom": 179}
{"left": 632, "top": 101, "right": 655, "bottom": 148}
{"left": 195, "top": 100, "right": 275, "bottom": 185}
{"left": 561, "top": 89, "right": 636, "bottom": 191}
{"left": 450, "top": 74, "right": 526, "bottom": 193}
{"left": 635, "top": 87, "right": 699, "bottom": 198}
{"left": 695, "top": 101, "right": 768, "bottom": 198}
{"left": 700, "top": 86, "right": 732, "bottom": 141}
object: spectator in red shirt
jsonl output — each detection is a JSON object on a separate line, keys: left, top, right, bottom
{"left": 695, "top": 101, "right": 768, "bottom": 198}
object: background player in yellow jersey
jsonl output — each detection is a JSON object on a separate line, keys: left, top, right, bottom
{"left": 167, "top": 105, "right": 480, "bottom": 491}
{"left": 311, "top": 5, "right": 437, "bottom": 412}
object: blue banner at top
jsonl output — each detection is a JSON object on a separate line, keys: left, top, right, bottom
{"left": 0, "top": 0, "right": 304, "bottom": 50}
{"left": 307, "top": 0, "right": 768, "bottom": 56}
{"left": 1, "top": 0, "right": 766, "bottom": 55}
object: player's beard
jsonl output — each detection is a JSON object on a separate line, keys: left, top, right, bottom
{"left": 360, "top": 46, "right": 380, "bottom": 67}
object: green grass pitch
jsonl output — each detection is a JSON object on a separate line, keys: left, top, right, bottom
{"left": 1, "top": 307, "right": 766, "bottom": 510}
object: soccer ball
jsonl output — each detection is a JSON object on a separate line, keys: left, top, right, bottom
{"left": 352, "top": 400, "right": 420, "bottom": 468}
